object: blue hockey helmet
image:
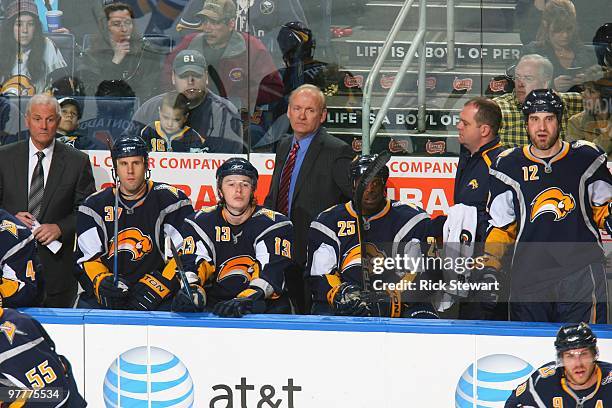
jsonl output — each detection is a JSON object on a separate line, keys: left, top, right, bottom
{"left": 521, "top": 88, "right": 564, "bottom": 124}
{"left": 216, "top": 157, "right": 258, "bottom": 188}
{"left": 277, "top": 21, "right": 315, "bottom": 63}
{"left": 555, "top": 322, "right": 598, "bottom": 358}
{"left": 111, "top": 135, "right": 149, "bottom": 167}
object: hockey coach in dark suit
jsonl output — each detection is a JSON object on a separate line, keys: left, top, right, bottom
{"left": 0, "top": 95, "right": 95, "bottom": 307}
{"left": 265, "top": 84, "right": 354, "bottom": 313}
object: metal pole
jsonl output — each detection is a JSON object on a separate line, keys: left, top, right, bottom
{"left": 362, "top": 0, "right": 417, "bottom": 155}
{"left": 447, "top": 0, "right": 455, "bottom": 69}
{"left": 369, "top": 29, "right": 425, "bottom": 140}
{"left": 418, "top": 0, "right": 427, "bottom": 132}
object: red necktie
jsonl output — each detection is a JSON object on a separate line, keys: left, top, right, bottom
{"left": 277, "top": 141, "right": 299, "bottom": 215}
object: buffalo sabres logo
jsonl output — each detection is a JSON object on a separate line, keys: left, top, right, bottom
{"left": 154, "top": 184, "right": 180, "bottom": 198}
{"left": 254, "top": 208, "right": 276, "bottom": 221}
{"left": 468, "top": 179, "right": 479, "bottom": 190}
{"left": 108, "top": 228, "right": 153, "bottom": 261}
{"left": 530, "top": 188, "right": 575, "bottom": 222}
{"left": 340, "top": 243, "right": 386, "bottom": 275}
{"left": 57, "top": 135, "right": 78, "bottom": 147}
{"left": 1, "top": 75, "right": 35, "bottom": 96}
{"left": 0, "top": 220, "right": 19, "bottom": 238}
{"left": 0, "top": 321, "right": 16, "bottom": 345}
{"left": 217, "top": 255, "right": 261, "bottom": 283}
{"left": 602, "top": 371, "right": 612, "bottom": 386}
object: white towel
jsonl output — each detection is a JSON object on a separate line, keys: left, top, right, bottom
{"left": 435, "top": 204, "right": 478, "bottom": 311}
{"left": 443, "top": 203, "right": 477, "bottom": 259}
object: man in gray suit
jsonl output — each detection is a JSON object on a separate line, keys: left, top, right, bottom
{"left": 0, "top": 95, "right": 95, "bottom": 307}
{"left": 264, "top": 84, "right": 354, "bottom": 313}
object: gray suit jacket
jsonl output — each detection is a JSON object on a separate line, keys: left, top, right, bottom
{"left": 0, "top": 139, "right": 95, "bottom": 297}
{"left": 264, "top": 127, "right": 354, "bottom": 266}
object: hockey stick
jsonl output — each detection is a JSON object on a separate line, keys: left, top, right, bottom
{"left": 113, "top": 179, "right": 120, "bottom": 286}
{"left": 353, "top": 150, "right": 392, "bottom": 293}
{"left": 106, "top": 136, "right": 121, "bottom": 287}
{"left": 168, "top": 239, "right": 196, "bottom": 308}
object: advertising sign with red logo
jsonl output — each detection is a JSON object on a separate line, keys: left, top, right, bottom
{"left": 380, "top": 74, "right": 395, "bottom": 89}
{"left": 388, "top": 138, "right": 410, "bottom": 153}
{"left": 344, "top": 74, "right": 364, "bottom": 89}
{"left": 88, "top": 152, "right": 459, "bottom": 217}
{"left": 453, "top": 77, "right": 473, "bottom": 91}
{"left": 488, "top": 78, "right": 508, "bottom": 93}
{"left": 386, "top": 157, "right": 457, "bottom": 216}
{"left": 425, "top": 139, "right": 446, "bottom": 154}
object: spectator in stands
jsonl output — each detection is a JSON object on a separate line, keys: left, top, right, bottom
{"left": 567, "top": 76, "right": 612, "bottom": 158}
{"left": 56, "top": 97, "right": 104, "bottom": 150}
{"left": 162, "top": 0, "right": 284, "bottom": 118}
{"left": 264, "top": 84, "right": 354, "bottom": 314}
{"left": 0, "top": 0, "right": 68, "bottom": 95}
{"left": 494, "top": 54, "right": 583, "bottom": 147}
{"left": 0, "top": 97, "right": 23, "bottom": 145}
{"left": 77, "top": 2, "right": 162, "bottom": 101}
{"left": 520, "top": 0, "right": 598, "bottom": 93}
{"left": 133, "top": 49, "right": 243, "bottom": 153}
{"left": 78, "top": 79, "right": 140, "bottom": 146}
{"left": 255, "top": 21, "right": 359, "bottom": 150}
{"left": 238, "top": 0, "right": 308, "bottom": 60}
{"left": 515, "top": 1, "right": 611, "bottom": 46}
{"left": 140, "top": 91, "right": 235, "bottom": 153}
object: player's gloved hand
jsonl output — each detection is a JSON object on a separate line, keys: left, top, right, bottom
{"left": 93, "top": 273, "right": 129, "bottom": 309}
{"left": 365, "top": 290, "right": 405, "bottom": 318}
{"left": 470, "top": 267, "right": 500, "bottom": 304}
{"left": 129, "top": 273, "right": 174, "bottom": 311}
{"left": 605, "top": 202, "right": 612, "bottom": 236}
{"left": 213, "top": 287, "right": 265, "bottom": 318}
{"left": 331, "top": 283, "right": 370, "bottom": 316}
{"left": 172, "top": 272, "right": 206, "bottom": 312}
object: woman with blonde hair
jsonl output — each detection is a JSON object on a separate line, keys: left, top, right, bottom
{"left": 520, "top": 0, "right": 597, "bottom": 92}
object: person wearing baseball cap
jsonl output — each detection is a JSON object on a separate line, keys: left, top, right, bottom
{"left": 55, "top": 97, "right": 105, "bottom": 150}
{"left": 132, "top": 49, "right": 244, "bottom": 153}
{"left": 162, "top": 0, "right": 283, "bottom": 120}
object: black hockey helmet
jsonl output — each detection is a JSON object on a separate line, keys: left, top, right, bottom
{"left": 58, "top": 97, "right": 82, "bottom": 120}
{"left": 554, "top": 322, "right": 597, "bottom": 354}
{"left": 49, "top": 75, "right": 86, "bottom": 97}
{"left": 111, "top": 135, "right": 149, "bottom": 167}
{"left": 522, "top": 89, "right": 564, "bottom": 124}
{"left": 95, "top": 79, "right": 135, "bottom": 98}
{"left": 216, "top": 157, "right": 258, "bottom": 188}
{"left": 350, "top": 154, "right": 390, "bottom": 186}
{"left": 277, "top": 21, "right": 315, "bottom": 63}
{"left": 593, "top": 23, "right": 612, "bottom": 67}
